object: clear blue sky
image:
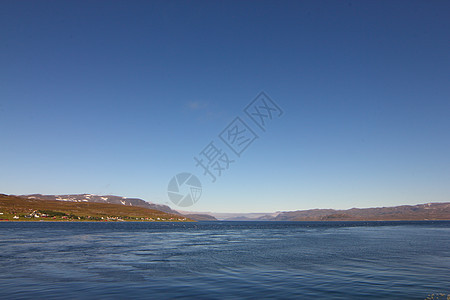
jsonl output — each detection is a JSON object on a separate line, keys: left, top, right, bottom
{"left": 1, "top": 0, "right": 449, "bottom": 213}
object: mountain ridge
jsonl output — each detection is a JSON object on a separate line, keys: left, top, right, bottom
{"left": 0, "top": 194, "right": 192, "bottom": 222}
{"left": 181, "top": 202, "right": 450, "bottom": 221}
{"left": 20, "top": 194, "right": 180, "bottom": 215}
{"left": 11, "top": 194, "right": 450, "bottom": 221}
{"left": 17, "top": 194, "right": 217, "bottom": 221}
{"left": 248, "top": 202, "right": 450, "bottom": 221}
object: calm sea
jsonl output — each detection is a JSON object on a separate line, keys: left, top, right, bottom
{"left": 0, "top": 221, "right": 449, "bottom": 299}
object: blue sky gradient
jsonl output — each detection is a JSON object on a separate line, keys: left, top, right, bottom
{"left": 1, "top": 0, "right": 449, "bottom": 212}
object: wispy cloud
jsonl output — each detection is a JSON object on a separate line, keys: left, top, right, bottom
{"left": 185, "top": 100, "right": 227, "bottom": 121}
{"left": 187, "top": 101, "right": 207, "bottom": 111}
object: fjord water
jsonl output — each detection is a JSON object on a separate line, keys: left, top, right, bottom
{"left": 0, "top": 221, "right": 448, "bottom": 299}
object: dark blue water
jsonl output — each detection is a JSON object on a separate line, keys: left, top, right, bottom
{"left": 0, "top": 221, "right": 449, "bottom": 299}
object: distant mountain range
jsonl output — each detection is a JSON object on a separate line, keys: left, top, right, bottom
{"left": 221, "top": 202, "right": 450, "bottom": 221}
{"left": 176, "top": 211, "right": 278, "bottom": 221}
{"left": 11, "top": 194, "right": 450, "bottom": 221}
{"left": 18, "top": 194, "right": 217, "bottom": 221}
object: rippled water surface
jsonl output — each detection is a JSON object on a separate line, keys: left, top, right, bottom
{"left": 0, "top": 221, "right": 449, "bottom": 299}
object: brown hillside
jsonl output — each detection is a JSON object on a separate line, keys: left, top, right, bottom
{"left": 0, "top": 194, "right": 192, "bottom": 222}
